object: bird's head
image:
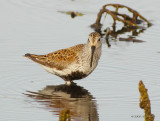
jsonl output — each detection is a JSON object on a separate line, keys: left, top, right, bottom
{"left": 87, "top": 32, "right": 102, "bottom": 68}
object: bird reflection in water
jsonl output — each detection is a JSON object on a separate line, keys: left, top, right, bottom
{"left": 26, "top": 83, "right": 99, "bottom": 121}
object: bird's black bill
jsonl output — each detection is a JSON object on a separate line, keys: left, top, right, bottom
{"left": 90, "top": 46, "right": 95, "bottom": 67}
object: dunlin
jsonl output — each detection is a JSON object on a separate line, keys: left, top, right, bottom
{"left": 25, "top": 32, "right": 102, "bottom": 85}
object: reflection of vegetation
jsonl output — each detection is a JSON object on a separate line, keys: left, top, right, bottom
{"left": 107, "top": 26, "right": 147, "bottom": 39}
{"left": 58, "top": 11, "right": 84, "bottom": 18}
{"left": 138, "top": 80, "right": 155, "bottom": 121}
{"left": 119, "top": 37, "right": 144, "bottom": 43}
{"left": 26, "top": 83, "right": 98, "bottom": 121}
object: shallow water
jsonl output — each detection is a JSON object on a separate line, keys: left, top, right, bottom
{"left": 0, "top": 0, "right": 160, "bottom": 121}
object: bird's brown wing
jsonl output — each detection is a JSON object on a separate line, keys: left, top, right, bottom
{"left": 25, "top": 44, "right": 85, "bottom": 70}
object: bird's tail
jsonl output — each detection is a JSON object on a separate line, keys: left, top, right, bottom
{"left": 24, "top": 53, "right": 46, "bottom": 65}
{"left": 24, "top": 53, "right": 33, "bottom": 58}
{"left": 25, "top": 53, "right": 37, "bottom": 59}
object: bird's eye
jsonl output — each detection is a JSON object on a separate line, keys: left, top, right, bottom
{"left": 98, "top": 38, "right": 101, "bottom": 41}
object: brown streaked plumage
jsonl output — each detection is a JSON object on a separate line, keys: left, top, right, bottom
{"left": 25, "top": 32, "right": 102, "bottom": 85}
{"left": 25, "top": 44, "right": 84, "bottom": 70}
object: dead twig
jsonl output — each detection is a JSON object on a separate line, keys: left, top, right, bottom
{"left": 91, "top": 4, "right": 151, "bottom": 29}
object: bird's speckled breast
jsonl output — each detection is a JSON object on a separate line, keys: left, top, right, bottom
{"left": 80, "top": 45, "right": 102, "bottom": 75}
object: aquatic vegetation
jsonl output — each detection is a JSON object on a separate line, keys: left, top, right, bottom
{"left": 58, "top": 11, "right": 84, "bottom": 18}
{"left": 91, "top": 4, "right": 151, "bottom": 29}
{"left": 91, "top": 4, "right": 151, "bottom": 45}
{"left": 138, "top": 80, "right": 154, "bottom": 121}
{"left": 59, "top": 109, "right": 71, "bottom": 121}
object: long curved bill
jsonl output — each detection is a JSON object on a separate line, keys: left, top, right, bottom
{"left": 90, "top": 46, "right": 96, "bottom": 67}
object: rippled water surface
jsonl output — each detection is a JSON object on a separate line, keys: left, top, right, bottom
{"left": 0, "top": 0, "right": 160, "bottom": 121}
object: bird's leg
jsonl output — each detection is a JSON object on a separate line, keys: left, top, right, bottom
{"left": 65, "top": 80, "right": 72, "bottom": 86}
